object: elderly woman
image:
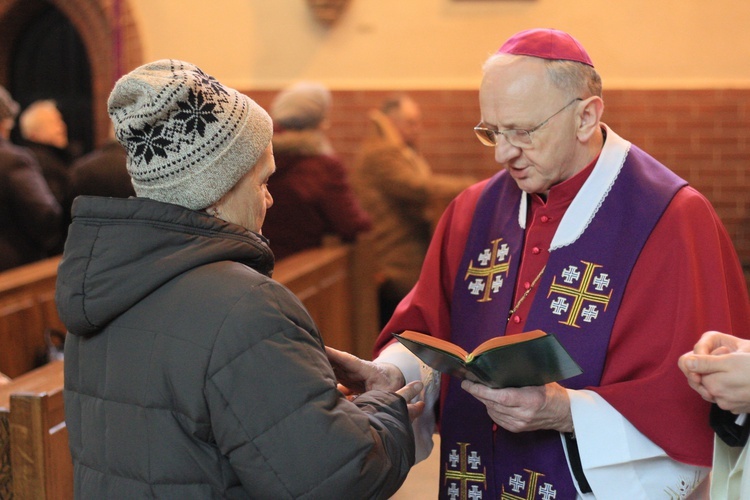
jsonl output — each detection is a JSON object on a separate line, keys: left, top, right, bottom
{"left": 56, "top": 60, "right": 421, "bottom": 498}
{"left": 261, "top": 81, "right": 371, "bottom": 259}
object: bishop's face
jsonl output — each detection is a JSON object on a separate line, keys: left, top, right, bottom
{"left": 479, "top": 56, "right": 583, "bottom": 195}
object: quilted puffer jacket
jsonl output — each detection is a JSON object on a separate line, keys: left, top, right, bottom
{"left": 56, "top": 196, "right": 415, "bottom": 499}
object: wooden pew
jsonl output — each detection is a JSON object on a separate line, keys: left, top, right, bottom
{"left": 0, "top": 257, "right": 64, "bottom": 378}
{"left": 0, "top": 360, "right": 71, "bottom": 499}
{"left": 274, "top": 245, "right": 355, "bottom": 353}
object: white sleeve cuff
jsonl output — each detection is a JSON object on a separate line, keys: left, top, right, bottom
{"left": 565, "top": 389, "right": 709, "bottom": 499}
{"left": 374, "top": 341, "right": 423, "bottom": 385}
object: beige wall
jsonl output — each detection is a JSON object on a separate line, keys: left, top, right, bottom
{"left": 130, "top": 0, "right": 750, "bottom": 90}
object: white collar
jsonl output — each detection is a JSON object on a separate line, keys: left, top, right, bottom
{"left": 517, "top": 124, "right": 631, "bottom": 250}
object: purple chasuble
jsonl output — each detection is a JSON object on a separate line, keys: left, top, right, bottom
{"left": 439, "top": 143, "right": 686, "bottom": 500}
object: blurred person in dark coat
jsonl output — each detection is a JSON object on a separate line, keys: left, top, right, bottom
{"left": 18, "top": 99, "right": 74, "bottom": 209}
{"left": 262, "top": 81, "right": 371, "bottom": 259}
{"left": 0, "top": 87, "right": 62, "bottom": 271}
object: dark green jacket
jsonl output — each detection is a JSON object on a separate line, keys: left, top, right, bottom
{"left": 57, "top": 196, "right": 415, "bottom": 499}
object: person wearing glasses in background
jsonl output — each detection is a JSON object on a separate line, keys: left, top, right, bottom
{"left": 328, "top": 28, "right": 750, "bottom": 498}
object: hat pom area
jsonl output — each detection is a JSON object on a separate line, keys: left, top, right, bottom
{"left": 108, "top": 59, "right": 272, "bottom": 210}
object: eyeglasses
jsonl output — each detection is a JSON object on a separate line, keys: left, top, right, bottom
{"left": 473, "top": 98, "right": 583, "bottom": 149}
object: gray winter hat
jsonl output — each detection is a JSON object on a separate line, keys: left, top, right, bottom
{"left": 108, "top": 59, "right": 272, "bottom": 210}
{"left": 270, "top": 81, "right": 331, "bottom": 130}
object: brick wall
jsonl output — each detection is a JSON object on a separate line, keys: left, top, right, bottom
{"left": 248, "top": 88, "right": 750, "bottom": 289}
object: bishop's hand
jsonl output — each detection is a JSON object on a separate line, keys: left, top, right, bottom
{"left": 461, "top": 380, "right": 574, "bottom": 433}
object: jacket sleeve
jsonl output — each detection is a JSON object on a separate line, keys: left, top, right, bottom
{"left": 205, "top": 281, "right": 415, "bottom": 499}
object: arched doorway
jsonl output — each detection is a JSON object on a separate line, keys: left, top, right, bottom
{"left": 10, "top": 4, "right": 92, "bottom": 155}
{"left": 0, "top": 0, "right": 143, "bottom": 149}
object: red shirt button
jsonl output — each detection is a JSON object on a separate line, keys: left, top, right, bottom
{"left": 513, "top": 315, "right": 521, "bottom": 323}
{"left": 541, "top": 215, "right": 550, "bottom": 223}
{"left": 524, "top": 281, "right": 531, "bottom": 289}
{"left": 532, "top": 247, "right": 541, "bottom": 255}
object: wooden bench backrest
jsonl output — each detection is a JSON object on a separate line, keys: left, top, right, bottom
{"left": 0, "top": 257, "right": 64, "bottom": 378}
{"left": 274, "top": 245, "right": 355, "bottom": 353}
{"left": 0, "top": 360, "right": 70, "bottom": 499}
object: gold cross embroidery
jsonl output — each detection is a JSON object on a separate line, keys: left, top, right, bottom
{"left": 464, "top": 238, "right": 511, "bottom": 303}
{"left": 501, "top": 469, "right": 547, "bottom": 500}
{"left": 547, "top": 261, "right": 613, "bottom": 328}
{"left": 444, "top": 442, "right": 487, "bottom": 500}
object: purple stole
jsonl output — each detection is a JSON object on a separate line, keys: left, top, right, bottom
{"left": 439, "top": 143, "right": 686, "bottom": 499}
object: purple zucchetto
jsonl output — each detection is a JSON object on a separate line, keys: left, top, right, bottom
{"left": 497, "top": 28, "right": 594, "bottom": 67}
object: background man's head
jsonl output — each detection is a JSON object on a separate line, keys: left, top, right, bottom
{"left": 381, "top": 94, "right": 422, "bottom": 149}
{"left": 19, "top": 99, "right": 69, "bottom": 149}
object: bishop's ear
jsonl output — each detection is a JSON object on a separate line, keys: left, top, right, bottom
{"left": 576, "top": 96, "right": 604, "bottom": 142}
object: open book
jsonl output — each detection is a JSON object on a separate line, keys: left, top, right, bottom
{"left": 393, "top": 330, "right": 582, "bottom": 389}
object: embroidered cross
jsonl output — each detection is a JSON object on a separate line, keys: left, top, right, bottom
{"left": 581, "top": 305, "right": 599, "bottom": 323}
{"left": 468, "top": 451, "right": 481, "bottom": 470}
{"left": 550, "top": 297, "right": 569, "bottom": 315}
{"left": 561, "top": 266, "right": 580, "bottom": 283}
{"left": 448, "top": 483, "right": 460, "bottom": 500}
{"left": 468, "top": 485, "right": 483, "bottom": 500}
{"left": 592, "top": 272, "right": 610, "bottom": 291}
{"left": 464, "top": 238, "right": 511, "bottom": 303}
{"left": 501, "top": 469, "right": 545, "bottom": 500}
{"left": 497, "top": 242, "right": 510, "bottom": 261}
{"left": 449, "top": 449, "right": 460, "bottom": 468}
{"left": 509, "top": 474, "right": 526, "bottom": 493}
{"left": 478, "top": 249, "right": 492, "bottom": 266}
{"left": 538, "top": 483, "right": 557, "bottom": 500}
{"left": 444, "top": 442, "right": 487, "bottom": 500}
{"left": 468, "top": 279, "right": 485, "bottom": 296}
{"left": 547, "top": 261, "right": 613, "bottom": 328}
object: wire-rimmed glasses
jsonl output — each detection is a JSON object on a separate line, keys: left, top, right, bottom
{"left": 473, "top": 98, "right": 583, "bottom": 149}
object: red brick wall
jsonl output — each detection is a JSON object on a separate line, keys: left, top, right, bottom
{"left": 249, "top": 88, "right": 750, "bottom": 289}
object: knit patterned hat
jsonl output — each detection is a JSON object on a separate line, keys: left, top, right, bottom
{"left": 108, "top": 59, "right": 272, "bottom": 210}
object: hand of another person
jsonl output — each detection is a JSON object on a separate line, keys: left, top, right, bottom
{"left": 326, "top": 346, "right": 406, "bottom": 396}
{"left": 679, "top": 331, "right": 750, "bottom": 414}
{"left": 461, "top": 380, "right": 573, "bottom": 433}
{"left": 396, "top": 381, "right": 426, "bottom": 422}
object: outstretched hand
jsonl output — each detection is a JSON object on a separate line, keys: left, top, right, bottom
{"left": 326, "top": 346, "right": 406, "bottom": 395}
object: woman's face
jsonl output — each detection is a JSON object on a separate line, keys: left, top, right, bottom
{"left": 214, "top": 144, "right": 275, "bottom": 233}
